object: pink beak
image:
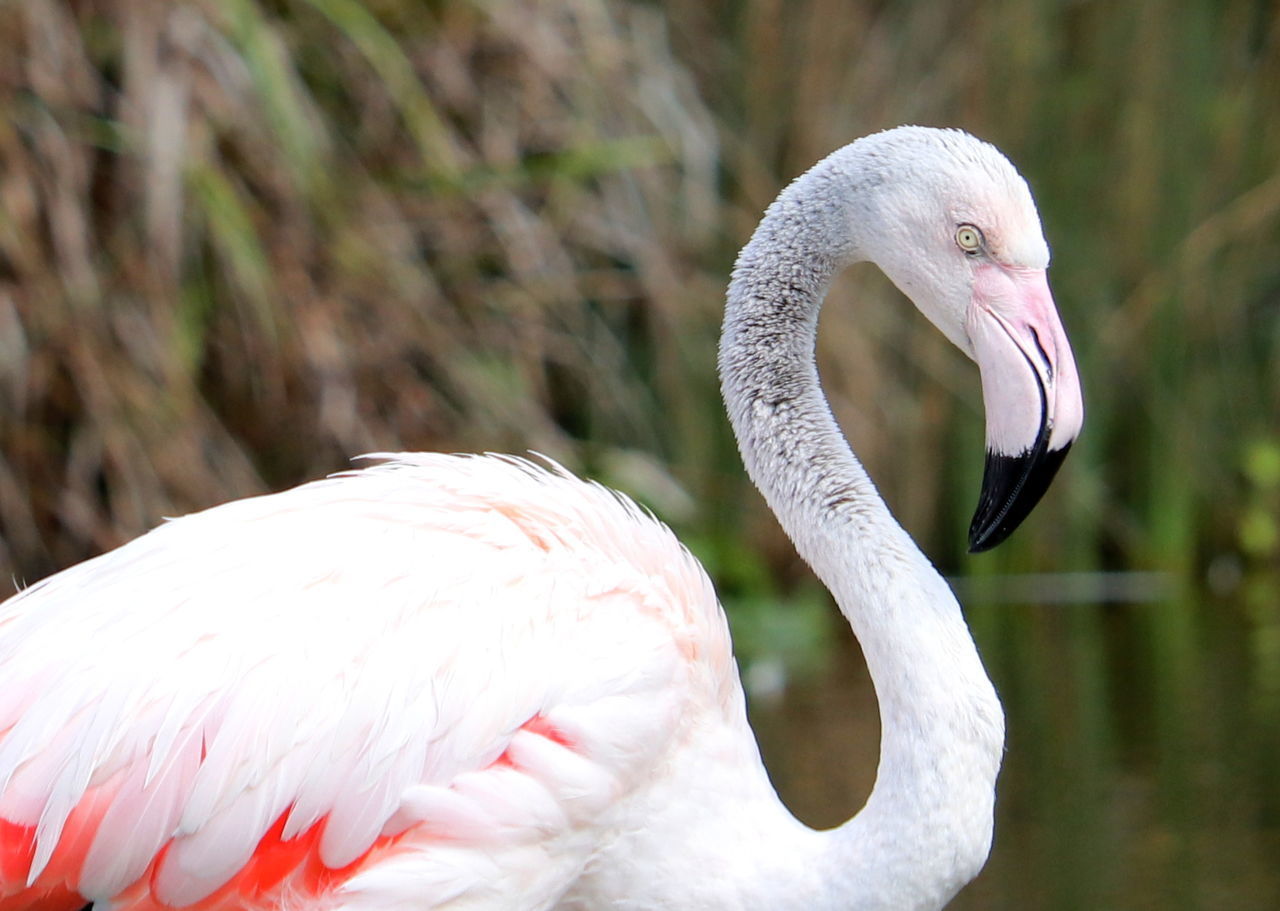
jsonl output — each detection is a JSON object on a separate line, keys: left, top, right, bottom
{"left": 964, "top": 265, "right": 1084, "bottom": 552}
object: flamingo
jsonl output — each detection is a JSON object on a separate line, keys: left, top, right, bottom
{"left": 0, "top": 125, "right": 1082, "bottom": 911}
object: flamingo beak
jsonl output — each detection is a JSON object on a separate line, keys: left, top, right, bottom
{"left": 964, "top": 265, "right": 1083, "bottom": 552}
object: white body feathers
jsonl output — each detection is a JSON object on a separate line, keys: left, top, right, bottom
{"left": 0, "top": 454, "right": 775, "bottom": 910}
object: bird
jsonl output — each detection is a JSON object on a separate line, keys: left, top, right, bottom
{"left": 0, "top": 125, "right": 1082, "bottom": 911}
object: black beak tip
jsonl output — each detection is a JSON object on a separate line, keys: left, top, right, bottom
{"left": 967, "top": 441, "right": 1073, "bottom": 553}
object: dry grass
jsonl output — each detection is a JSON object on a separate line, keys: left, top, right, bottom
{"left": 2, "top": 0, "right": 1280, "bottom": 593}
{"left": 0, "top": 0, "right": 729, "bottom": 579}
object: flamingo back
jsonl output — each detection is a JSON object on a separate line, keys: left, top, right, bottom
{"left": 0, "top": 454, "right": 736, "bottom": 911}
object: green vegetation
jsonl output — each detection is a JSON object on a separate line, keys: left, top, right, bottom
{"left": 1, "top": 1, "right": 1278, "bottom": 907}
{"left": 4, "top": 0, "right": 1278, "bottom": 586}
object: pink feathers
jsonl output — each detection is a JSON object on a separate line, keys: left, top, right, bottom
{"left": 0, "top": 709, "right": 602, "bottom": 911}
{"left": 0, "top": 455, "right": 729, "bottom": 911}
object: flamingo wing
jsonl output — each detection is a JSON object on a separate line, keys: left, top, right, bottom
{"left": 0, "top": 455, "right": 732, "bottom": 911}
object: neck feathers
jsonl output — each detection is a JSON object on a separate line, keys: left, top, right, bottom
{"left": 718, "top": 142, "right": 1005, "bottom": 910}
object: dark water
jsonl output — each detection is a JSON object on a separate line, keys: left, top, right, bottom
{"left": 749, "top": 584, "right": 1280, "bottom": 910}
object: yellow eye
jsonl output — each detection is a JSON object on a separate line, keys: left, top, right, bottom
{"left": 955, "top": 224, "right": 983, "bottom": 254}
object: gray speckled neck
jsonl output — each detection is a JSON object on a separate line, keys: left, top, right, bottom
{"left": 717, "top": 136, "right": 1005, "bottom": 911}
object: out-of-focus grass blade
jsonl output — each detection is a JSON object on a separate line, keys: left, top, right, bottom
{"left": 300, "top": 0, "right": 461, "bottom": 181}
{"left": 396, "top": 135, "right": 669, "bottom": 194}
{"left": 221, "top": 0, "right": 326, "bottom": 192}
{"left": 186, "top": 163, "right": 275, "bottom": 333}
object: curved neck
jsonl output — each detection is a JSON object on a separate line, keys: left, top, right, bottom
{"left": 719, "top": 152, "right": 1005, "bottom": 910}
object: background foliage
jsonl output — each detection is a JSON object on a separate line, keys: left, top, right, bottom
{"left": 4, "top": 0, "right": 1280, "bottom": 585}
{"left": 2, "top": 1, "right": 1279, "bottom": 908}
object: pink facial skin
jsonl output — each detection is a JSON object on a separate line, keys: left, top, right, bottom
{"left": 964, "top": 263, "right": 1084, "bottom": 551}
{"left": 965, "top": 264, "right": 1083, "bottom": 458}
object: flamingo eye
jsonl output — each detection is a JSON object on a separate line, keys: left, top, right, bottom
{"left": 955, "top": 224, "right": 984, "bottom": 255}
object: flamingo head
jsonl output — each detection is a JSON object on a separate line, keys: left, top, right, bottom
{"left": 852, "top": 126, "right": 1084, "bottom": 552}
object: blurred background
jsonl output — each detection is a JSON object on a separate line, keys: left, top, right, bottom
{"left": 1, "top": 0, "right": 1278, "bottom": 907}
